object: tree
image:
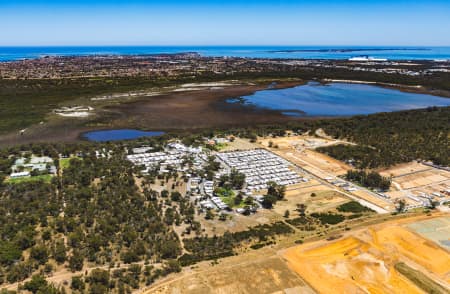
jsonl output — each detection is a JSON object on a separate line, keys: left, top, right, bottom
{"left": 23, "top": 275, "right": 49, "bottom": 293}
{"left": 267, "top": 182, "right": 286, "bottom": 200}
{"left": 170, "top": 191, "right": 182, "bottom": 202}
{"left": 42, "top": 230, "right": 52, "bottom": 242}
{"left": 163, "top": 259, "right": 182, "bottom": 274}
{"left": 263, "top": 182, "right": 286, "bottom": 208}
{"left": 284, "top": 210, "right": 290, "bottom": 218}
{"left": 68, "top": 250, "right": 84, "bottom": 272}
{"left": 396, "top": 199, "right": 406, "bottom": 213}
{"left": 205, "top": 209, "right": 215, "bottom": 220}
{"left": 71, "top": 276, "right": 85, "bottom": 291}
{"left": 0, "top": 242, "right": 21, "bottom": 266}
{"left": 262, "top": 194, "right": 277, "bottom": 209}
{"left": 229, "top": 169, "right": 246, "bottom": 189}
{"left": 234, "top": 193, "right": 243, "bottom": 205}
{"left": 88, "top": 269, "right": 109, "bottom": 288}
{"left": 30, "top": 245, "right": 49, "bottom": 265}
{"left": 296, "top": 204, "right": 307, "bottom": 217}
{"left": 160, "top": 239, "right": 181, "bottom": 259}
{"left": 244, "top": 196, "right": 254, "bottom": 205}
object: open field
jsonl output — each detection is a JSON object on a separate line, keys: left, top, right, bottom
{"left": 144, "top": 213, "right": 445, "bottom": 294}
{"left": 259, "top": 136, "right": 395, "bottom": 213}
{"left": 219, "top": 137, "right": 259, "bottom": 151}
{"left": 283, "top": 216, "right": 450, "bottom": 294}
{"left": 145, "top": 251, "right": 314, "bottom": 294}
{"left": 380, "top": 162, "right": 450, "bottom": 191}
{"left": 4, "top": 174, "right": 53, "bottom": 184}
{"left": 275, "top": 184, "right": 350, "bottom": 216}
{"left": 269, "top": 147, "right": 351, "bottom": 178}
{"left": 379, "top": 162, "right": 432, "bottom": 178}
{"left": 259, "top": 136, "right": 352, "bottom": 177}
{"left": 391, "top": 170, "right": 449, "bottom": 190}
{"left": 191, "top": 209, "right": 281, "bottom": 237}
{"left": 379, "top": 162, "right": 450, "bottom": 208}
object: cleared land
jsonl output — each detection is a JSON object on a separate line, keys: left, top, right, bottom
{"left": 351, "top": 189, "right": 396, "bottom": 211}
{"left": 380, "top": 162, "right": 450, "bottom": 191}
{"left": 144, "top": 249, "right": 314, "bottom": 294}
{"left": 407, "top": 217, "right": 450, "bottom": 250}
{"left": 259, "top": 136, "right": 395, "bottom": 213}
{"left": 275, "top": 184, "right": 350, "bottom": 216}
{"left": 380, "top": 162, "right": 450, "bottom": 207}
{"left": 283, "top": 216, "right": 450, "bottom": 294}
{"left": 259, "top": 136, "right": 352, "bottom": 177}
{"left": 379, "top": 162, "right": 432, "bottom": 178}
{"left": 189, "top": 209, "right": 281, "bottom": 237}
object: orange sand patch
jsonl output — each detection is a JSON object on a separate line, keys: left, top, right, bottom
{"left": 283, "top": 218, "right": 450, "bottom": 294}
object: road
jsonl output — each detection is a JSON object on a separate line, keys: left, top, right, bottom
{"left": 269, "top": 148, "right": 390, "bottom": 214}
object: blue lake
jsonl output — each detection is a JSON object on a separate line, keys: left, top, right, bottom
{"left": 83, "top": 129, "right": 164, "bottom": 142}
{"left": 228, "top": 82, "right": 450, "bottom": 117}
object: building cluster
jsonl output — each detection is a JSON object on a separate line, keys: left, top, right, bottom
{"left": 1, "top": 53, "right": 447, "bottom": 79}
{"left": 126, "top": 142, "right": 203, "bottom": 174}
{"left": 10, "top": 156, "right": 56, "bottom": 178}
{"left": 217, "top": 149, "right": 304, "bottom": 192}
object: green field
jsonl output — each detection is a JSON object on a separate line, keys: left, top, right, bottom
{"left": 59, "top": 157, "right": 82, "bottom": 170}
{"left": 215, "top": 187, "right": 246, "bottom": 208}
{"left": 5, "top": 174, "right": 53, "bottom": 184}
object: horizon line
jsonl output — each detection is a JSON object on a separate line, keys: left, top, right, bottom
{"left": 1, "top": 44, "right": 450, "bottom": 48}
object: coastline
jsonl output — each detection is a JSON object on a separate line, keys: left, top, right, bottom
{"left": 1, "top": 46, "right": 450, "bottom": 62}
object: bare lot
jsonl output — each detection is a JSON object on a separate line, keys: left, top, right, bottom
{"left": 283, "top": 216, "right": 450, "bottom": 293}
{"left": 275, "top": 185, "right": 350, "bottom": 216}
{"left": 259, "top": 136, "right": 352, "bottom": 176}
{"left": 145, "top": 249, "right": 314, "bottom": 294}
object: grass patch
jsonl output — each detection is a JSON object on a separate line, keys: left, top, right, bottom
{"left": 215, "top": 187, "right": 245, "bottom": 208}
{"left": 394, "top": 262, "right": 448, "bottom": 294}
{"left": 5, "top": 174, "right": 53, "bottom": 184}
{"left": 59, "top": 157, "right": 81, "bottom": 170}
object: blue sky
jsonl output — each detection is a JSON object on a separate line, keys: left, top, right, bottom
{"left": 1, "top": 0, "right": 450, "bottom": 46}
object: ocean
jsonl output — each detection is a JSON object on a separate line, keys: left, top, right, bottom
{"left": 1, "top": 46, "right": 450, "bottom": 62}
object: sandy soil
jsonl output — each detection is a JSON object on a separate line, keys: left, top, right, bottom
{"left": 379, "top": 162, "right": 432, "bottom": 178}
{"left": 351, "top": 190, "right": 396, "bottom": 211}
{"left": 275, "top": 185, "right": 349, "bottom": 216}
{"left": 219, "top": 137, "right": 259, "bottom": 151}
{"left": 192, "top": 209, "right": 281, "bottom": 237}
{"left": 143, "top": 248, "right": 314, "bottom": 294}
{"left": 282, "top": 215, "right": 450, "bottom": 294}
{"left": 264, "top": 140, "right": 352, "bottom": 177}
